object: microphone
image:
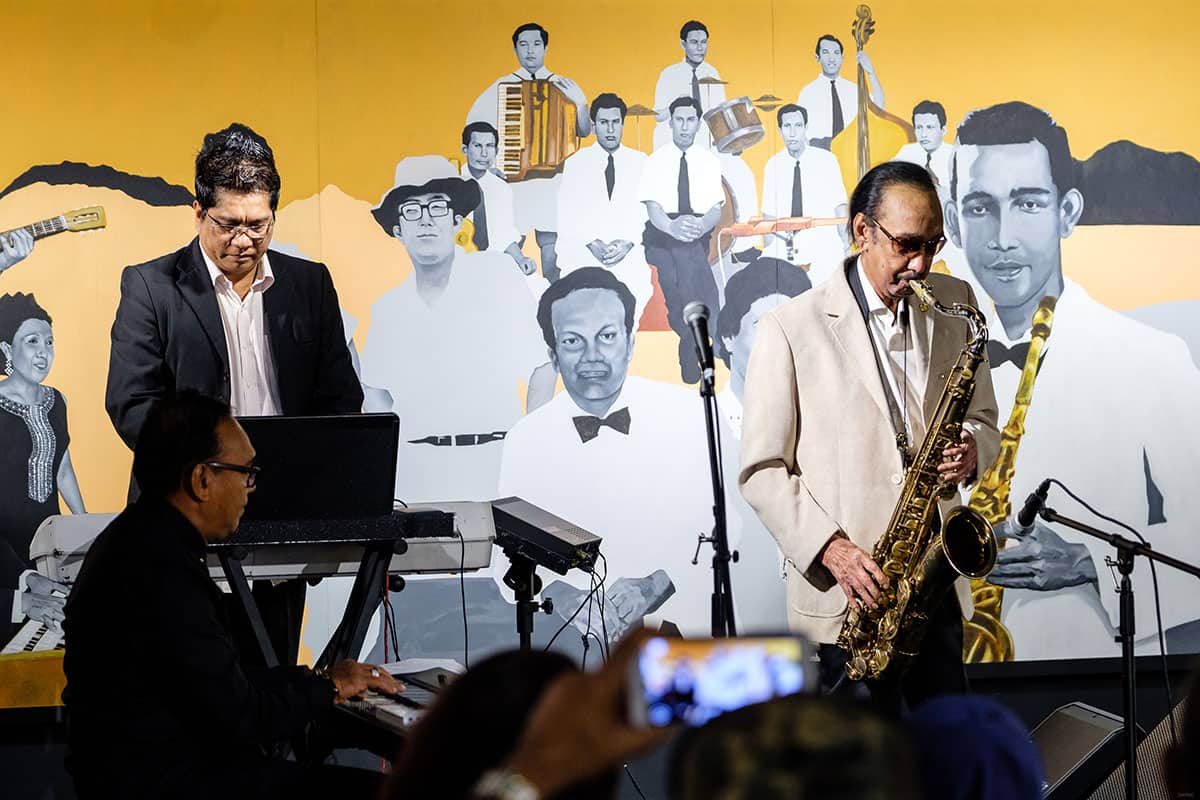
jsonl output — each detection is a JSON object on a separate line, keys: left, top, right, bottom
{"left": 1016, "top": 479, "right": 1051, "bottom": 531}
{"left": 683, "top": 301, "right": 714, "bottom": 383}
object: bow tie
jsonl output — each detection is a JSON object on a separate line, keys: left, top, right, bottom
{"left": 985, "top": 339, "right": 1052, "bottom": 374}
{"left": 572, "top": 407, "right": 631, "bottom": 443}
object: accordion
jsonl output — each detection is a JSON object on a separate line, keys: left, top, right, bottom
{"left": 496, "top": 80, "right": 581, "bottom": 181}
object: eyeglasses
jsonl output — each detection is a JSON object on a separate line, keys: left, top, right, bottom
{"left": 398, "top": 199, "right": 452, "bottom": 221}
{"left": 866, "top": 215, "right": 946, "bottom": 259}
{"left": 204, "top": 212, "right": 274, "bottom": 241}
{"left": 204, "top": 461, "right": 261, "bottom": 488}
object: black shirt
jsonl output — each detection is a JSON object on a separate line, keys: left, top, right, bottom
{"left": 62, "top": 499, "right": 336, "bottom": 796}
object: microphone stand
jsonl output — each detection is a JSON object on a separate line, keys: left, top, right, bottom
{"left": 691, "top": 362, "right": 738, "bottom": 638}
{"left": 1035, "top": 504, "right": 1200, "bottom": 800}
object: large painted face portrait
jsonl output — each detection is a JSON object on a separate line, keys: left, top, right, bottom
{"left": 463, "top": 131, "right": 497, "bottom": 173}
{"left": 2, "top": 317, "right": 54, "bottom": 386}
{"left": 593, "top": 107, "right": 625, "bottom": 152}
{"left": 194, "top": 189, "right": 275, "bottom": 277}
{"left": 779, "top": 110, "right": 807, "bottom": 154}
{"left": 671, "top": 105, "right": 701, "bottom": 150}
{"left": 913, "top": 113, "right": 945, "bottom": 153}
{"left": 682, "top": 30, "right": 709, "bottom": 65}
{"left": 393, "top": 191, "right": 461, "bottom": 265}
{"left": 949, "top": 141, "right": 1081, "bottom": 313}
{"left": 514, "top": 29, "right": 547, "bottom": 73}
{"left": 856, "top": 183, "right": 944, "bottom": 307}
{"left": 817, "top": 38, "right": 843, "bottom": 77}
{"left": 549, "top": 288, "right": 634, "bottom": 408}
{"left": 722, "top": 294, "right": 790, "bottom": 386}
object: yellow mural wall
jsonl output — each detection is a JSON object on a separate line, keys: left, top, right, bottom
{"left": 1, "top": 0, "right": 1198, "bottom": 512}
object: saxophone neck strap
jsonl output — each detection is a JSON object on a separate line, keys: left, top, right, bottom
{"left": 846, "top": 258, "right": 912, "bottom": 469}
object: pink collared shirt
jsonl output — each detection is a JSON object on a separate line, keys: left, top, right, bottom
{"left": 201, "top": 248, "right": 283, "bottom": 417}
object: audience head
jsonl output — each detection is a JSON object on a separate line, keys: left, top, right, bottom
{"left": 133, "top": 391, "right": 255, "bottom": 542}
{"left": 0, "top": 292, "right": 54, "bottom": 387}
{"left": 670, "top": 693, "right": 919, "bottom": 799}
{"left": 906, "top": 694, "right": 1045, "bottom": 800}
{"left": 386, "top": 649, "right": 617, "bottom": 799}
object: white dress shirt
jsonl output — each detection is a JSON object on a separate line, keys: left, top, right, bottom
{"left": 359, "top": 248, "right": 549, "bottom": 502}
{"left": 555, "top": 143, "right": 653, "bottom": 320}
{"left": 894, "top": 141, "right": 954, "bottom": 189}
{"left": 201, "top": 249, "right": 282, "bottom": 417}
{"left": 797, "top": 75, "right": 859, "bottom": 142}
{"left": 857, "top": 260, "right": 931, "bottom": 449}
{"left": 461, "top": 163, "right": 521, "bottom": 254}
{"left": 761, "top": 147, "right": 848, "bottom": 285}
{"left": 637, "top": 143, "right": 725, "bottom": 215}
{"left": 653, "top": 59, "right": 726, "bottom": 150}
{"left": 467, "top": 65, "right": 570, "bottom": 232}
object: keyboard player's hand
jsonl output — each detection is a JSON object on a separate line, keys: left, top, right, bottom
{"left": 326, "top": 659, "right": 404, "bottom": 704}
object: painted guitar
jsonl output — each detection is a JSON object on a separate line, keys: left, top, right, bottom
{"left": 1, "top": 206, "right": 107, "bottom": 243}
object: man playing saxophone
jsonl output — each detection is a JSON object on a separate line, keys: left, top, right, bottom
{"left": 739, "top": 161, "right": 999, "bottom": 712}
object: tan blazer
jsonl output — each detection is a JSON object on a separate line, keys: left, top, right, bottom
{"left": 738, "top": 263, "right": 999, "bottom": 643}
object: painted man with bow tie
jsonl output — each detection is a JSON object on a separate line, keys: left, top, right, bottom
{"left": 497, "top": 267, "right": 715, "bottom": 637}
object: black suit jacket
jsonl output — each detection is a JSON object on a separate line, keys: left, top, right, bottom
{"left": 105, "top": 239, "right": 363, "bottom": 449}
{"left": 62, "top": 499, "right": 337, "bottom": 797}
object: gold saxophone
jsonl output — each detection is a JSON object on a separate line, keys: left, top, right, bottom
{"left": 963, "top": 295, "right": 1057, "bottom": 662}
{"left": 837, "top": 279, "right": 998, "bottom": 681}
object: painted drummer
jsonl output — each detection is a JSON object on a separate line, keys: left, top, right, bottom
{"left": 652, "top": 20, "right": 726, "bottom": 151}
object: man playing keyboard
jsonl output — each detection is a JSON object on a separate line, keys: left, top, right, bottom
{"left": 62, "top": 391, "right": 399, "bottom": 799}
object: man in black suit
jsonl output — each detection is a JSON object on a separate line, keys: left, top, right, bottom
{"left": 64, "top": 392, "right": 399, "bottom": 800}
{"left": 104, "top": 123, "right": 362, "bottom": 665}
{"left": 105, "top": 122, "right": 362, "bottom": 450}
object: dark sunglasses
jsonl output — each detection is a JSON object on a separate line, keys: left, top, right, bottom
{"left": 866, "top": 215, "right": 946, "bottom": 259}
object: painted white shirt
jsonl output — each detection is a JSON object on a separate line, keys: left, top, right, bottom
{"left": 201, "top": 248, "right": 282, "bottom": 417}
{"left": 498, "top": 376, "right": 716, "bottom": 635}
{"left": 797, "top": 75, "right": 859, "bottom": 142}
{"left": 460, "top": 163, "right": 521, "bottom": 254}
{"left": 359, "top": 248, "right": 548, "bottom": 502}
{"left": 976, "top": 279, "right": 1200, "bottom": 659}
{"left": 555, "top": 143, "right": 653, "bottom": 320}
{"left": 653, "top": 59, "right": 726, "bottom": 150}
{"left": 894, "top": 141, "right": 954, "bottom": 189}
{"left": 638, "top": 143, "right": 725, "bottom": 216}
{"left": 761, "top": 147, "right": 848, "bottom": 285}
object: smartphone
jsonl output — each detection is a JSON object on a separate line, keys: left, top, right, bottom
{"left": 626, "top": 635, "right": 817, "bottom": 727}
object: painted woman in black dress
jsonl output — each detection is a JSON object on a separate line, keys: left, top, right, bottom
{"left": 0, "top": 293, "right": 85, "bottom": 635}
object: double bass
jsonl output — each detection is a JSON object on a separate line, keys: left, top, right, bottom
{"left": 830, "top": 5, "right": 914, "bottom": 187}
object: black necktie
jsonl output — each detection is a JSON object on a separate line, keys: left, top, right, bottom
{"left": 678, "top": 152, "right": 693, "bottom": 215}
{"left": 605, "top": 154, "right": 615, "bottom": 200}
{"left": 791, "top": 160, "right": 804, "bottom": 217}
{"left": 830, "top": 80, "right": 844, "bottom": 137}
{"left": 986, "top": 340, "right": 1032, "bottom": 370}
{"left": 471, "top": 187, "right": 489, "bottom": 251}
{"left": 691, "top": 68, "right": 701, "bottom": 105}
{"left": 925, "top": 151, "right": 933, "bottom": 171}
{"left": 572, "top": 407, "right": 631, "bottom": 443}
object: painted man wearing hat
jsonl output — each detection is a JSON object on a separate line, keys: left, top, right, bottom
{"left": 360, "top": 156, "right": 555, "bottom": 503}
